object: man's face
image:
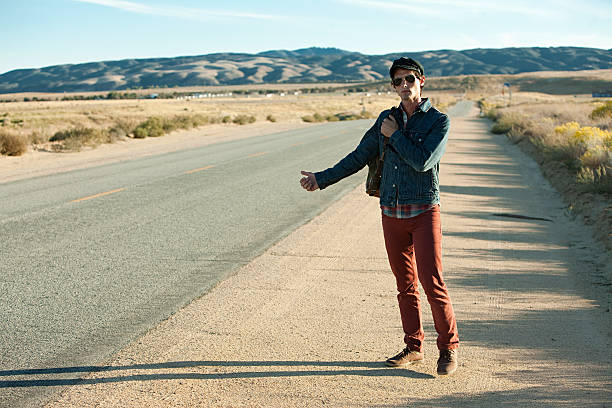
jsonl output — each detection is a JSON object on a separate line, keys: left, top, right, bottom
{"left": 392, "top": 68, "right": 425, "bottom": 103}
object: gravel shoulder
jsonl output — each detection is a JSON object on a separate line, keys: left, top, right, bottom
{"left": 24, "top": 106, "right": 612, "bottom": 406}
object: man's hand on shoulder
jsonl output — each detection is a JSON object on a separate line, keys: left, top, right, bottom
{"left": 381, "top": 114, "right": 399, "bottom": 138}
{"left": 300, "top": 171, "right": 319, "bottom": 191}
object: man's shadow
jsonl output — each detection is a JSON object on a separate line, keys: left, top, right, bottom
{"left": 1, "top": 360, "right": 434, "bottom": 387}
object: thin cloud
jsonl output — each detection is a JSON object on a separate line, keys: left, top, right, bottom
{"left": 338, "top": 0, "right": 555, "bottom": 18}
{"left": 72, "top": 0, "right": 286, "bottom": 21}
{"left": 337, "top": 0, "right": 439, "bottom": 16}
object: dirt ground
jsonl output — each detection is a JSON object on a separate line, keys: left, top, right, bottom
{"left": 5, "top": 107, "right": 611, "bottom": 407}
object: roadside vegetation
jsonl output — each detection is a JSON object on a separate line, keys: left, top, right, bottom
{"left": 301, "top": 111, "right": 377, "bottom": 123}
{"left": 479, "top": 94, "right": 612, "bottom": 249}
{"left": 0, "top": 131, "right": 28, "bottom": 156}
{"left": 479, "top": 96, "right": 612, "bottom": 192}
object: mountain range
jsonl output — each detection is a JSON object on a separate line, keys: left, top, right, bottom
{"left": 1, "top": 46, "right": 611, "bottom": 93}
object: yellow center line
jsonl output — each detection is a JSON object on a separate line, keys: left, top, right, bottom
{"left": 186, "top": 165, "right": 215, "bottom": 174}
{"left": 320, "top": 136, "right": 330, "bottom": 139}
{"left": 248, "top": 151, "right": 268, "bottom": 158}
{"left": 291, "top": 142, "right": 305, "bottom": 147}
{"left": 71, "top": 188, "right": 126, "bottom": 203}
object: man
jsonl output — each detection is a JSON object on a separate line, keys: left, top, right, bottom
{"left": 299, "top": 57, "right": 459, "bottom": 375}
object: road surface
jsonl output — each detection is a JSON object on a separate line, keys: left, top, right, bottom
{"left": 0, "top": 119, "right": 372, "bottom": 407}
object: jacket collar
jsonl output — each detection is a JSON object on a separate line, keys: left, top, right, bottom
{"left": 399, "top": 98, "right": 431, "bottom": 114}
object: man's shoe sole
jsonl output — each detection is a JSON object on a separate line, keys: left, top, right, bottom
{"left": 385, "top": 359, "right": 423, "bottom": 367}
{"left": 436, "top": 366, "right": 457, "bottom": 375}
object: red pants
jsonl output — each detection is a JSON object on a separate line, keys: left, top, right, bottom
{"left": 382, "top": 205, "right": 459, "bottom": 352}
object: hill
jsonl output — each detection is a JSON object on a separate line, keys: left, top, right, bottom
{"left": 1, "top": 46, "right": 611, "bottom": 93}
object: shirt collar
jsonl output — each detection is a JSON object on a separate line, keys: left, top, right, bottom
{"left": 398, "top": 98, "right": 431, "bottom": 114}
{"left": 399, "top": 98, "right": 430, "bottom": 125}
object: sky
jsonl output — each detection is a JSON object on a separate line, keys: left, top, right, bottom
{"left": 1, "top": 0, "right": 611, "bottom": 75}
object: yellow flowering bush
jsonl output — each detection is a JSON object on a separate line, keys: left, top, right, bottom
{"left": 554, "top": 121, "right": 612, "bottom": 187}
{"left": 554, "top": 122, "right": 611, "bottom": 151}
{"left": 554, "top": 121, "right": 581, "bottom": 138}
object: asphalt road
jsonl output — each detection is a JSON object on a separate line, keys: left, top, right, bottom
{"left": 0, "top": 119, "right": 375, "bottom": 407}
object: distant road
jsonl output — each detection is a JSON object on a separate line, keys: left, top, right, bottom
{"left": 0, "top": 119, "right": 373, "bottom": 407}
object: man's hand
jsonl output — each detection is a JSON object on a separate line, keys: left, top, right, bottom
{"left": 300, "top": 171, "right": 319, "bottom": 191}
{"left": 381, "top": 114, "right": 399, "bottom": 138}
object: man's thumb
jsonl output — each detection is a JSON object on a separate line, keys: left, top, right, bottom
{"left": 300, "top": 171, "right": 310, "bottom": 176}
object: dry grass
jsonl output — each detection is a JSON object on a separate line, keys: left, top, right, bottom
{"left": 480, "top": 92, "right": 612, "bottom": 249}
{"left": 0, "top": 90, "right": 455, "bottom": 153}
{"left": 481, "top": 93, "right": 612, "bottom": 189}
{"left": 0, "top": 131, "right": 28, "bottom": 156}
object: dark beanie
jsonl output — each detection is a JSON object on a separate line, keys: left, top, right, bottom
{"left": 390, "top": 57, "right": 424, "bottom": 78}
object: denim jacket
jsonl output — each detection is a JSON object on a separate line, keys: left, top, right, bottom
{"left": 314, "top": 99, "right": 449, "bottom": 206}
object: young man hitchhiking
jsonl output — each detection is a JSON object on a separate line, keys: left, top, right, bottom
{"left": 299, "top": 57, "right": 459, "bottom": 375}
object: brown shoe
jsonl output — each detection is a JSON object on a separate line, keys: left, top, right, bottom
{"left": 437, "top": 349, "right": 458, "bottom": 375}
{"left": 385, "top": 347, "right": 424, "bottom": 367}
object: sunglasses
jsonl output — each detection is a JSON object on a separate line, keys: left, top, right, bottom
{"left": 392, "top": 74, "right": 419, "bottom": 87}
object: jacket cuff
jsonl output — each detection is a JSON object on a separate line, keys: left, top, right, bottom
{"left": 313, "top": 171, "right": 329, "bottom": 190}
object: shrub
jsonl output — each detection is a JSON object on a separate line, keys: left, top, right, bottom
{"left": 576, "top": 164, "right": 612, "bottom": 192}
{"left": 303, "top": 111, "right": 375, "bottom": 123}
{"left": 50, "top": 127, "right": 109, "bottom": 151}
{"left": 478, "top": 100, "right": 500, "bottom": 120}
{"left": 490, "top": 115, "right": 518, "bottom": 134}
{"left": 489, "top": 112, "right": 533, "bottom": 136}
{"left": 133, "top": 127, "right": 148, "bottom": 139}
{"left": 222, "top": 116, "right": 232, "bottom": 123}
{"left": 133, "top": 117, "right": 165, "bottom": 138}
{"left": 113, "top": 119, "right": 137, "bottom": 135}
{"left": 170, "top": 115, "right": 193, "bottom": 133}
{"left": 191, "top": 114, "right": 210, "bottom": 127}
{"left": 29, "top": 130, "right": 50, "bottom": 144}
{"left": 161, "top": 118, "right": 178, "bottom": 133}
{"left": 554, "top": 122, "right": 611, "bottom": 152}
{"left": 0, "top": 132, "right": 28, "bottom": 156}
{"left": 232, "top": 115, "right": 256, "bottom": 125}
{"left": 507, "top": 127, "right": 526, "bottom": 144}
{"left": 313, "top": 113, "right": 326, "bottom": 122}
{"left": 335, "top": 112, "right": 360, "bottom": 121}
{"left": 552, "top": 121, "right": 612, "bottom": 189}
{"left": 591, "top": 101, "right": 612, "bottom": 120}
{"left": 50, "top": 127, "right": 93, "bottom": 142}
{"left": 266, "top": 114, "right": 276, "bottom": 123}
{"left": 490, "top": 121, "right": 513, "bottom": 134}
{"left": 108, "top": 120, "right": 135, "bottom": 140}
{"left": 107, "top": 126, "right": 126, "bottom": 142}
